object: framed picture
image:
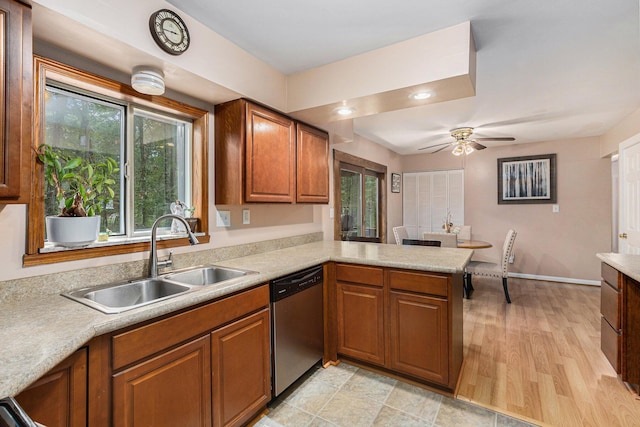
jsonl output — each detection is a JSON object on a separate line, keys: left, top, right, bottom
{"left": 498, "top": 154, "right": 557, "bottom": 204}
{"left": 391, "top": 173, "right": 401, "bottom": 193}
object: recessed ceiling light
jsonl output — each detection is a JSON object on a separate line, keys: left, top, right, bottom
{"left": 334, "top": 106, "right": 356, "bottom": 116}
{"left": 409, "top": 91, "right": 432, "bottom": 100}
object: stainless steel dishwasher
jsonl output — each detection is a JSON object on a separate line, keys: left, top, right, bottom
{"left": 270, "top": 265, "right": 324, "bottom": 397}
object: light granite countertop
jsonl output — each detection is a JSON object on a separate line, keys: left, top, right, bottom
{"left": 0, "top": 240, "right": 472, "bottom": 399}
{"left": 597, "top": 252, "right": 640, "bottom": 282}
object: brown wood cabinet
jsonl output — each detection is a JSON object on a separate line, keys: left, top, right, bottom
{"left": 211, "top": 308, "right": 271, "bottom": 427}
{"left": 15, "top": 348, "right": 87, "bottom": 427}
{"left": 331, "top": 263, "right": 463, "bottom": 391}
{"left": 215, "top": 98, "right": 329, "bottom": 205}
{"left": 0, "top": 0, "right": 32, "bottom": 202}
{"left": 601, "top": 262, "right": 622, "bottom": 372}
{"left": 296, "top": 123, "right": 329, "bottom": 203}
{"left": 113, "top": 336, "right": 212, "bottom": 427}
{"left": 97, "top": 284, "right": 271, "bottom": 427}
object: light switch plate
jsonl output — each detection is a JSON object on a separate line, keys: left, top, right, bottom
{"left": 216, "top": 210, "right": 231, "bottom": 227}
{"left": 552, "top": 204, "right": 559, "bottom": 213}
{"left": 242, "top": 209, "right": 250, "bottom": 225}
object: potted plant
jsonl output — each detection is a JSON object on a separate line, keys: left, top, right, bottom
{"left": 36, "top": 144, "right": 120, "bottom": 247}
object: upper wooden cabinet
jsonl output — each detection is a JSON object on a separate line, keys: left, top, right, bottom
{"left": 215, "top": 99, "right": 329, "bottom": 204}
{"left": 0, "top": 0, "right": 31, "bottom": 202}
{"left": 296, "top": 123, "right": 329, "bottom": 203}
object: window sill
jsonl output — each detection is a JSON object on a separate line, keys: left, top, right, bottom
{"left": 23, "top": 233, "right": 210, "bottom": 267}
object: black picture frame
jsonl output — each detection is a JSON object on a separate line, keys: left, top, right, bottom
{"left": 391, "top": 173, "right": 401, "bottom": 193}
{"left": 498, "top": 154, "right": 557, "bottom": 204}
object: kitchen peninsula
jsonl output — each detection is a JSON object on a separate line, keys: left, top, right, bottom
{"left": 0, "top": 239, "right": 472, "bottom": 425}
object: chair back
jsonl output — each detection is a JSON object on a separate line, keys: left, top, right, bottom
{"left": 500, "top": 229, "right": 517, "bottom": 277}
{"left": 422, "top": 232, "right": 457, "bottom": 248}
{"left": 393, "top": 226, "right": 409, "bottom": 245}
{"left": 402, "top": 239, "right": 441, "bottom": 247}
{"left": 455, "top": 225, "right": 471, "bottom": 240}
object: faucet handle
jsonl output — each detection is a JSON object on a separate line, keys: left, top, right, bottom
{"left": 157, "top": 250, "right": 174, "bottom": 270}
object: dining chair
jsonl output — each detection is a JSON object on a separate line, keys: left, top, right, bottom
{"left": 402, "top": 239, "right": 441, "bottom": 247}
{"left": 464, "top": 229, "right": 517, "bottom": 303}
{"left": 422, "top": 232, "right": 457, "bottom": 248}
{"left": 392, "top": 226, "right": 409, "bottom": 245}
{"left": 455, "top": 225, "right": 471, "bottom": 240}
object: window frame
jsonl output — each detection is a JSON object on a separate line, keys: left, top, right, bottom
{"left": 24, "top": 56, "right": 210, "bottom": 266}
{"left": 333, "top": 150, "right": 387, "bottom": 242}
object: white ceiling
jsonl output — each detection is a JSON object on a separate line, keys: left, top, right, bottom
{"left": 167, "top": 0, "right": 640, "bottom": 154}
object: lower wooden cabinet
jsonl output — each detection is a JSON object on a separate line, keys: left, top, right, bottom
{"left": 331, "top": 263, "right": 463, "bottom": 391}
{"left": 389, "top": 290, "right": 448, "bottom": 384}
{"left": 113, "top": 336, "right": 212, "bottom": 427}
{"left": 211, "top": 308, "right": 271, "bottom": 427}
{"left": 15, "top": 348, "right": 87, "bottom": 427}
{"left": 336, "top": 282, "right": 385, "bottom": 366}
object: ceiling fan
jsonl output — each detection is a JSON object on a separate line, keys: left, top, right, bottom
{"left": 418, "top": 127, "right": 515, "bottom": 155}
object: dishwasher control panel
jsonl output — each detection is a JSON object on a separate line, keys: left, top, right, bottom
{"left": 270, "top": 265, "right": 323, "bottom": 302}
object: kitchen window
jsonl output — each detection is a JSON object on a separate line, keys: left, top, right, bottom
{"left": 24, "top": 56, "right": 210, "bottom": 266}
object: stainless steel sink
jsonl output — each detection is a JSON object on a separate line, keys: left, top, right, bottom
{"left": 163, "top": 265, "right": 256, "bottom": 286}
{"left": 63, "top": 278, "right": 194, "bottom": 314}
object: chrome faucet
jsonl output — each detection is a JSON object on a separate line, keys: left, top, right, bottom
{"left": 149, "top": 214, "right": 199, "bottom": 278}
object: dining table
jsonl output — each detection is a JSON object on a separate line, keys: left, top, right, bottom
{"left": 456, "top": 239, "right": 493, "bottom": 249}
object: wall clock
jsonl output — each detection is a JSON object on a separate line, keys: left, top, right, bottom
{"left": 149, "top": 9, "right": 190, "bottom": 55}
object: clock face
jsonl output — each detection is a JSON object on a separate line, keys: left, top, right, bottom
{"left": 149, "top": 9, "right": 190, "bottom": 55}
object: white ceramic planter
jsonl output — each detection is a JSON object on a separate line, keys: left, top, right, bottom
{"left": 46, "top": 216, "right": 101, "bottom": 248}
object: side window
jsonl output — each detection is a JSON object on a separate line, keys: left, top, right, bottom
{"left": 25, "top": 56, "right": 209, "bottom": 266}
{"left": 334, "top": 150, "right": 387, "bottom": 243}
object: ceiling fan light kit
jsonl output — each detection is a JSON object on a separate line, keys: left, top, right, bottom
{"left": 419, "top": 127, "right": 515, "bottom": 155}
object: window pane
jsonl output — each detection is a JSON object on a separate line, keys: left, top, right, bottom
{"left": 340, "top": 169, "right": 362, "bottom": 239}
{"left": 43, "top": 86, "right": 124, "bottom": 235}
{"left": 133, "top": 110, "right": 192, "bottom": 232}
{"left": 364, "top": 175, "right": 379, "bottom": 237}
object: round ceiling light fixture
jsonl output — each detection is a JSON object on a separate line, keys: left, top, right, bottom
{"left": 334, "top": 106, "right": 356, "bottom": 116}
{"left": 409, "top": 91, "right": 432, "bottom": 100}
{"left": 131, "top": 67, "right": 165, "bottom": 96}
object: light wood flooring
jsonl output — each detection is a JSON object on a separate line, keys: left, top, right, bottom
{"left": 458, "top": 276, "right": 640, "bottom": 427}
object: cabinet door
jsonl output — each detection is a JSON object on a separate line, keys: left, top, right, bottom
{"left": 211, "top": 308, "right": 271, "bottom": 427}
{"left": 336, "top": 282, "right": 385, "bottom": 365}
{"left": 15, "top": 348, "right": 87, "bottom": 427}
{"left": 389, "top": 291, "right": 449, "bottom": 385}
{"left": 245, "top": 103, "right": 295, "bottom": 203}
{"left": 113, "top": 336, "right": 212, "bottom": 427}
{"left": 296, "top": 123, "right": 329, "bottom": 203}
{"left": 0, "top": 0, "right": 31, "bottom": 201}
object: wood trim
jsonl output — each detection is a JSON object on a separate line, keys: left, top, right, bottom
{"left": 25, "top": 55, "right": 209, "bottom": 266}
{"left": 87, "top": 335, "right": 112, "bottom": 427}
{"left": 323, "top": 262, "right": 338, "bottom": 364}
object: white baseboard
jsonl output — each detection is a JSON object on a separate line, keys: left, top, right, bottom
{"left": 508, "top": 272, "right": 600, "bottom": 286}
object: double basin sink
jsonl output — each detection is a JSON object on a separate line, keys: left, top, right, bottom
{"left": 63, "top": 265, "right": 258, "bottom": 314}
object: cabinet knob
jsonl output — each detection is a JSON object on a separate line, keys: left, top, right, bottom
{"left": 619, "top": 233, "right": 628, "bottom": 239}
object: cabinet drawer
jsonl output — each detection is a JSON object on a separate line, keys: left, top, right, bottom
{"left": 601, "top": 317, "right": 621, "bottom": 373}
{"left": 388, "top": 270, "right": 448, "bottom": 298}
{"left": 112, "top": 285, "right": 269, "bottom": 370}
{"left": 336, "top": 264, "right": 383, "bottom": 287}
{"left": 601, "top": 280, "right": 621, "bottom": 329}
{"left": 601, "top": 262, "right": 621, "bottom": 290}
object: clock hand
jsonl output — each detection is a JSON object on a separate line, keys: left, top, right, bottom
{"left": 164, "top": 28, "right": 179, "bottom": 35}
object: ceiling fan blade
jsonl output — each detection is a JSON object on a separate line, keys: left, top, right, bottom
{"left": 417, "top": 141, "right": 451, "bottom": 151}
{"left": 469, "top": 140, "right": 487, "bottom": 150}
{"left": 474, "top": 137, "right": 515, "bottom": 142}
{"left": 430, "top": 144, "right": 452, "bottom": 154}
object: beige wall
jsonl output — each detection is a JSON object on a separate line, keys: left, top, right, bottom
{"left": 401, "top": 137, "right": 611, "bottom": 282}
{"left": 600, "top": 108, "right": 640, "bottom": 157}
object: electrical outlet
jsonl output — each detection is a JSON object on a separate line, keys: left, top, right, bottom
{"left": 216, "top": 210, "right": 231, "bottom": 227}
{"left": 509, "top": 254, "right": 515, "bottom": 264}
{"left": 242, "top": 209, "right": 250, "bottom": 225}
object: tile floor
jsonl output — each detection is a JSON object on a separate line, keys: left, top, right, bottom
{"left": 255, "top": 363, "right": 538, "bottom": 427}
